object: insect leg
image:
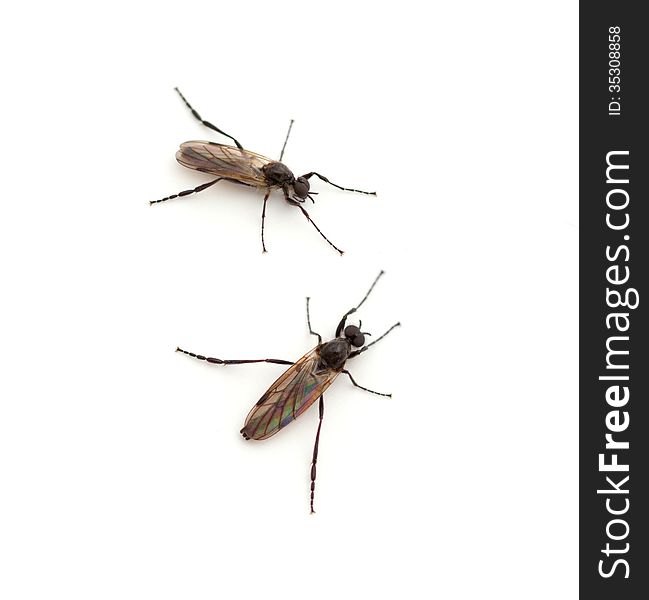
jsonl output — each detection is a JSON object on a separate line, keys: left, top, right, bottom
{"left": 335, "top": 309, "right": 355, "bottom": 337}
{"left": 174, "top": 87, "right": 244, "bottom": 150}
{"left": 310, "top": 394, "right": 325, "bottom": 514}
{"left": 261, "top": 190, "right": 270, "bottom": 253}
{"left": 342, "top": 369, "right": 391, "bottom": 397}
{"left": 348, "top": 322, "right": 401, "bottom": 358}
{"left": 294, "top": 203, "right": 344, "bottom": 256}
{"left": 278, "top": 119, "right": 294, "bottom": 162}
{"left": 301, "top": 172, "right": 376, "bottom": 196}
{"left": 150, "top": 178, "right": 222, "bottom": 205}
{"left": 176, "top": 347, "right": 293, "bottom": 366}
{"left": 335, "top": 271, "right": 385, "bottom": 336}
{"left": 306, "top": 297, "right": 322, "bottom": 344}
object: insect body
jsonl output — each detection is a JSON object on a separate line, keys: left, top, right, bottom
{"left": 240, "top": 326, "right": 367, "bottom": 441}
{"left": 176, "top": 271, "right": 400, "bottom": 512}
{"left": 151, "top": 88, "right": 376, "bottom": 255}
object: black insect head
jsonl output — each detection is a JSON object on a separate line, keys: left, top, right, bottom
{"left": 293, "top": 176, "right": 310, "bottom": 199}
{"left": 344, "top": 325, "right": 366, "bottom": 348}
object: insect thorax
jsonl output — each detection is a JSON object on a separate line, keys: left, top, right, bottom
{"left": 319, "top": 338, "right": 352, "bottom": 371}
{"left": 262, "top": 162, "right": 295, "bottom": 187}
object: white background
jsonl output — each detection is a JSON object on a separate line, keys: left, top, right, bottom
{"left": 1, "top": 1, "right": 578, "bottom": 598}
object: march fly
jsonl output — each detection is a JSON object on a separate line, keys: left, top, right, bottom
{"left": 150, "top": 88, "right": 376, "bottom": 255}
{"left": 176, "top": 271, "right": 400, "bottom": 513}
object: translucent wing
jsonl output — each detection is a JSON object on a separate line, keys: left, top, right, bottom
{"left": 176, "top": 141, "right": 273, "bottom": 187}
{"left": 241, "top": 346, "right": 341, "bottom": 440}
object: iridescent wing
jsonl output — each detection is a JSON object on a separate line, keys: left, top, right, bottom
{"left": 176, "top": 141, "right": 273, "bottom": 187}
{"left": 241, "top": 346, "right": 341, "bottom": 440}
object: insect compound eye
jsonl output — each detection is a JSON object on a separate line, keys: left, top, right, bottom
{"left": 293, "top": 176, "right": 310, "bottom": 198}
{"left": 344, "top": 325, "right": 361, "bottom": 339}
{"left": 352, "top": 334, "right": 365, "bottom": 347}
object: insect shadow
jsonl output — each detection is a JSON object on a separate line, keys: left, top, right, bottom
{"left": 177, "top": 270, "right": 400, "bottom": 513}
{"left": 151, "top": 88, "right": 376, "bottom": 255}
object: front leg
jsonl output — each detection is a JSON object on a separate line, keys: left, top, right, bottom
{"left": 335, "top": 271, "right": 386, "bottom": 337}
{"left": 302, "top": 172, "right": 376, "bottom": 196}
{"left": 283, "top": 188, "right": 344, "bottom": 255}
{"left": 348, "top": 322, "right": 401, "bottom": 358}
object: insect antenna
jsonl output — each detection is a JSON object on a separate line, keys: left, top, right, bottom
{"left": 310, "top": 395, "right": 325, "bottom": 514}
{"left": 278, "top": 119, "right": 294, "bottom": 162}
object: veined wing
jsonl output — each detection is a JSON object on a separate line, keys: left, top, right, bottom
{"left": 241, "top": 346, "right": 340, "bottom": 441}
{"left": 176, "top": 141, "right": 273, "bottom": 186}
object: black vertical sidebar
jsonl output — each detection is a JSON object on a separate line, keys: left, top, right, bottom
{"left": 580, "top": 3, "right": 648, "bottom": 598}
